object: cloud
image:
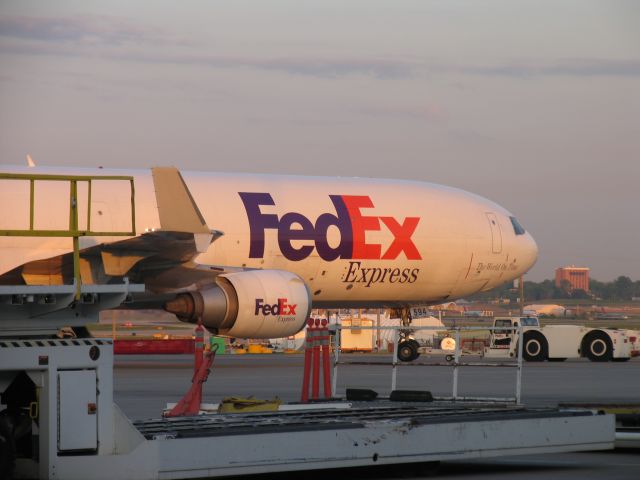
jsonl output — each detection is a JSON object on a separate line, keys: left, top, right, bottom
{"left": 2, "top": 15, "right": 638, "bottom": 80}
{"left": 354, "top": 103, "right": 446, "bottom": 122}
{"left": 0, "top": 40, "right": 414, "bottom": 79}
{"left": 457, "top": 58, "right": 640, "bottom": 78}
{"left": 0, "top": 13, "right": 416, "bottom": 79}
{"left": 250, "top": 57, "right": 411, "bottom": 79}
{"left": 0, "top": 14, "right": 168, "bottom": 46}
{"left": 0, "top": 14, "right": 413, "bottom": 79}
{"left": 148, "top": 53, "right": 413, "bottom": 79}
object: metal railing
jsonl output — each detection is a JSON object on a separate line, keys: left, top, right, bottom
{"left": 0, "top": 173, "right": 136, "bottom": 298}
{"left": 331, "top": 324, "right": 524, "bottom": 404}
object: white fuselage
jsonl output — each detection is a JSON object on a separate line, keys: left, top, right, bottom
{"left": 0, "top": 166, "right": 538, "bottom": 307}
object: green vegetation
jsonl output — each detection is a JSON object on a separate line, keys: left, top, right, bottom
{"left": 469, "top": 276, "right": 640, "bottom": 303}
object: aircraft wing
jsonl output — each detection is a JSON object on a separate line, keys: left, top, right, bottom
{"left": 90, "top": 229, "right": 229, "bottom": 292}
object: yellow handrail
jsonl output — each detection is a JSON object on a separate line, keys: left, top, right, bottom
{"left": 0, "top": 172, "right": 137, "bottom": 298}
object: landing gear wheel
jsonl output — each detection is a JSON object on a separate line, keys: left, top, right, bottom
{"left": 398, "top": 341, "right": 419, "bottom": 362}
{"left": 445, "top": 355, "right": 454, "bottom": 362}
{"left": 408, "top": 339, "right": 421, "bottom": 361}
{"left": 583, "top": 331, "right": 613, "bottom": 362}
{"left": 522, "top": 331, "right": 548, "bottom": 361}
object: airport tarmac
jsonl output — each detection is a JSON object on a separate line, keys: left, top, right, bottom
{"left": 114, "top": 353, "right": 640, "bottom": 419}
{"left": 114, "top": 353, "right": 640, "bottom": 479}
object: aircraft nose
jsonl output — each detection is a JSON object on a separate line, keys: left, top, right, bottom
{"left": 519, "top": 232, "right": 538, "bottom": 274}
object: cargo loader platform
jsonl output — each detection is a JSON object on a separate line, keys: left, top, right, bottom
{"left": 68, "top": 401, "right": 614, "bottom": 480}
{"left": 134, "top": 402, "right": 604, "bottom": 442}
{"left": 0, "top": 335, "right": 617, "bottom": 480}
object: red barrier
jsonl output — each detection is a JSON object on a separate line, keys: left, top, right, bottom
{"left": 164, "top": 349, "right": 216, "bottom": 417}
{"left": 113, "top": 339, "right": 195, "bottom": 355}
{"left": 301, "top": 318, "right": 333, "bottom": 402}
{"left": 164, "top": 323, "right": 218, "bottom": 417}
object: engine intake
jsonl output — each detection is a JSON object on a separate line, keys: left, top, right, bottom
{"left": 164, "top": 270, "right": 311, "bottom": 338}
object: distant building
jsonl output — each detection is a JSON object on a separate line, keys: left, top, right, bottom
{"left": 555, "top": 266, "right": 590, "bottom": 292}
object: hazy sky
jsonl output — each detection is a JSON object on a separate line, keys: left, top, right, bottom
{"left": 1, "top": 1, "right": 639, "bottom": 281}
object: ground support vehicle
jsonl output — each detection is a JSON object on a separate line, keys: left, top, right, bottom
{"left": 396, "top": 336, "right": 458, "bottom": 362}
{"left": 484, "top": 316, "right": 640, "bottom": 362}
{"left": 396, "top": 327, "right": 487, "bottom": 363}
{"left": 394, "top": 317, "right": 457, "bottom": 362}
{"left": 393, "top": 311, "right": 486, "bottom": 363}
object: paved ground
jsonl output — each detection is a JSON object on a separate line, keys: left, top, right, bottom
{"left": 114, "top": 354, "right": 640, "bottom": 418}
{"left": 113, "top": 353, "right": 640, "bottom": 479}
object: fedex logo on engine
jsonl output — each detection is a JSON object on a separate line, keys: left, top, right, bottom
{"left": 239, "top": 192, "right": 421, "bottom": 262}
{"left": 255, "top": 298, "right": 297, "bottom": 316}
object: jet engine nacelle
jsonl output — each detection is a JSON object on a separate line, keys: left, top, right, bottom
{"left": 164, "top": 270, "right": 312, "bottom": 338}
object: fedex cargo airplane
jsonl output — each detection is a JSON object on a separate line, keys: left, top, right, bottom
{"left": 0, "top": 165, "right": 537, "bottom": 339}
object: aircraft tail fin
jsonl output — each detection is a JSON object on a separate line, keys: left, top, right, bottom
{"left": 151, "top": 167, "right": 211, "bottom": 237}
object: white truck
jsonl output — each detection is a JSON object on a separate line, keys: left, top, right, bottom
{"left": 485, "top": 316, "right": 640, "bottom": 362}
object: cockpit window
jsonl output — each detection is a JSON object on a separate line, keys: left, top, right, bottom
{"left": 510, "top": 216, "right": 526, "bottom": 235}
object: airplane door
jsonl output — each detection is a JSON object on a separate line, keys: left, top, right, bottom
{"left": 486, "top": 212, "right": 502, "bottom": 254}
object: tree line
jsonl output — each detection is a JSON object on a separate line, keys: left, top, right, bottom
{"left": 469, "top": 276, "right": 640, "bottom": 302}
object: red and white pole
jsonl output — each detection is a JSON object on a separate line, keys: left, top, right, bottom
{"left": 321, "top": 318, "right": 332, "bottom": 398}
{"left": 300, "top": 318, "right": 315, "bottom": 403}
{"left": 301, "top": 317, "right": 333, "bottom": 402}
{"left": 311, "top": 318, "right": 321, "bottom": 400}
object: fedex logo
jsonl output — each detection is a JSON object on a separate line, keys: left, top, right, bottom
{"left": 239, "top": 192, "right": 421, "bottom": 262}
{"left": 255, "top": 298, "right": 297, "bottom": 316}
